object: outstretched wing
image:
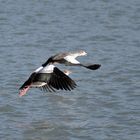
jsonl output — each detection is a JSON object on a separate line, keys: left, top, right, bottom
{"left": 41, "top": 84, "right": 56, "bottom": 92}
{"left": 48, "top": 67, "right": 77, "bottom": 91}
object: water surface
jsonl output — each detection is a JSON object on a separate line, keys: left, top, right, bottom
{"left": 0, "top": 0, "right": 140, "bottom": 139}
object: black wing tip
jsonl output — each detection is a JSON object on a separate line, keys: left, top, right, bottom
{"left": 49, "top": 67, "right": 77, "bottom": 91}
{"left": 86, "top": 64, "right": 101, "bottom": 70}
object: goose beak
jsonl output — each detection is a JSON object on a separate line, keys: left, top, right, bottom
{"left": 79, "top": 50, "right": 87, "bottom": 56}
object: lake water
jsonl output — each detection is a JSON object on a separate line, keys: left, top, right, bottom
{"left": 0, "top": 0, "right": 140, "bottom": 139}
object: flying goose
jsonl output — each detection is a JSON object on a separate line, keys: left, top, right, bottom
{"left": 19, "top": 64, "right": 76, "bottom": 97}
{"left": 42, "top": 50, "right": 101, "bottom": 70}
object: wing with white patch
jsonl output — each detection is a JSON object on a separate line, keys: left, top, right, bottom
{"left": 64, "top": 56, "right": 80, "bottom": 64}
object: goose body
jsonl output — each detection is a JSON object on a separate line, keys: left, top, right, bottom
{"left": 42, "top": 50, "right": 101, "bottom": 70}
{"left": 19, "top": 64, "right": 76, "bottom": 97}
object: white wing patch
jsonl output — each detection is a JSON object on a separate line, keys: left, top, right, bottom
{"left": 39, "top": 64, "right": 55, "bottom": 73}
{"left": 64, "top": 56, "right": 80, "bottom": 64}
{"left": 34, "top": 66, "right": 43, "bottom": 72}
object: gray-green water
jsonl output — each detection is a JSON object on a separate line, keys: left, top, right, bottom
{"left": 0, "top": 0, "right": 140, "bottom": 139}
